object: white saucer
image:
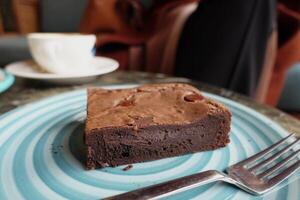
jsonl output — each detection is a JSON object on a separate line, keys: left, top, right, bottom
{"left": 5, "top": 57, "right": 119, "bottom": 84}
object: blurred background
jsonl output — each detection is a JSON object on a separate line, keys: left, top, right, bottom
{"left": 0, "top": 0, "right": 299, "bottom": 116}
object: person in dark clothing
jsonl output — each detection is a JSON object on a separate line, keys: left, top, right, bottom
{"left": 175, "top": 0, "right": 277, "bottom": 97}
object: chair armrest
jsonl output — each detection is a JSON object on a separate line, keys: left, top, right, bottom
{"left": 278, "top": 3, "right": 300, "bottom": 21}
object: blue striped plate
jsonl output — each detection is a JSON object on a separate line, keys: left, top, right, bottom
{"left": 0, "top": 69, "right": 14, "bottom": 93}
{"left": 0, "top": 84, "right": 299, "bottom": 200}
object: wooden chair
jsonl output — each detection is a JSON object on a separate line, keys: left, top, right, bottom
{"left": 0, "top": 0, "right": 38, "bottom": 67}
{"left": 0, "top": 0, "right": 39, "bottom": 34}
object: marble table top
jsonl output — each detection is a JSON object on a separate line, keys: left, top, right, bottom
{"left": 0, "top": 71, "right": 299, "bottom": 137}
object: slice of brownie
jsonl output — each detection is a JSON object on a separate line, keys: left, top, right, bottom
{"left": 85, "top": 83, "right": 231, "bottom": 169}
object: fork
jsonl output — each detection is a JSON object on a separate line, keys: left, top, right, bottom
{"left": 104, "top": 134, "right": 300, "bottom": 200}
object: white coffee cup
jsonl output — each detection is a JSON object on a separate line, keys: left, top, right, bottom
{"left": 27, "top": 33, "right": 97, "bottom": 75}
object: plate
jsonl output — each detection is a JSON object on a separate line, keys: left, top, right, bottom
{"left": 0, "top": 84, "right": 299, "bottom": 200}
{"left": 5, "top": 57, "right": 119, "bottom": 84}
{"left": 0, "top": 69, "right": 14, "bottom": 93}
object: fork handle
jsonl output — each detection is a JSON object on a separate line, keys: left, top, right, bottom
{"left": 103, "top": 170, "right": 226, "bottom": 200}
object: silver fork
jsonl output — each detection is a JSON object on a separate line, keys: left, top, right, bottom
{"left": 104, "top": 134, "right": 300, "bottom": 200}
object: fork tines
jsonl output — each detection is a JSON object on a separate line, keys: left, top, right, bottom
{"left": 241, "top": 134, "right": 300, "bottom": 182}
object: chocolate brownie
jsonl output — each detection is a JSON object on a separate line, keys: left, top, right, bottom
{"left": 85, "top": 83, "right": 231, "bottom": 169}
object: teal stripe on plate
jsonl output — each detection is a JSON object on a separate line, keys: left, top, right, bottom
{"left": 0, "top": 70, "right": 14, "bottom": 93}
